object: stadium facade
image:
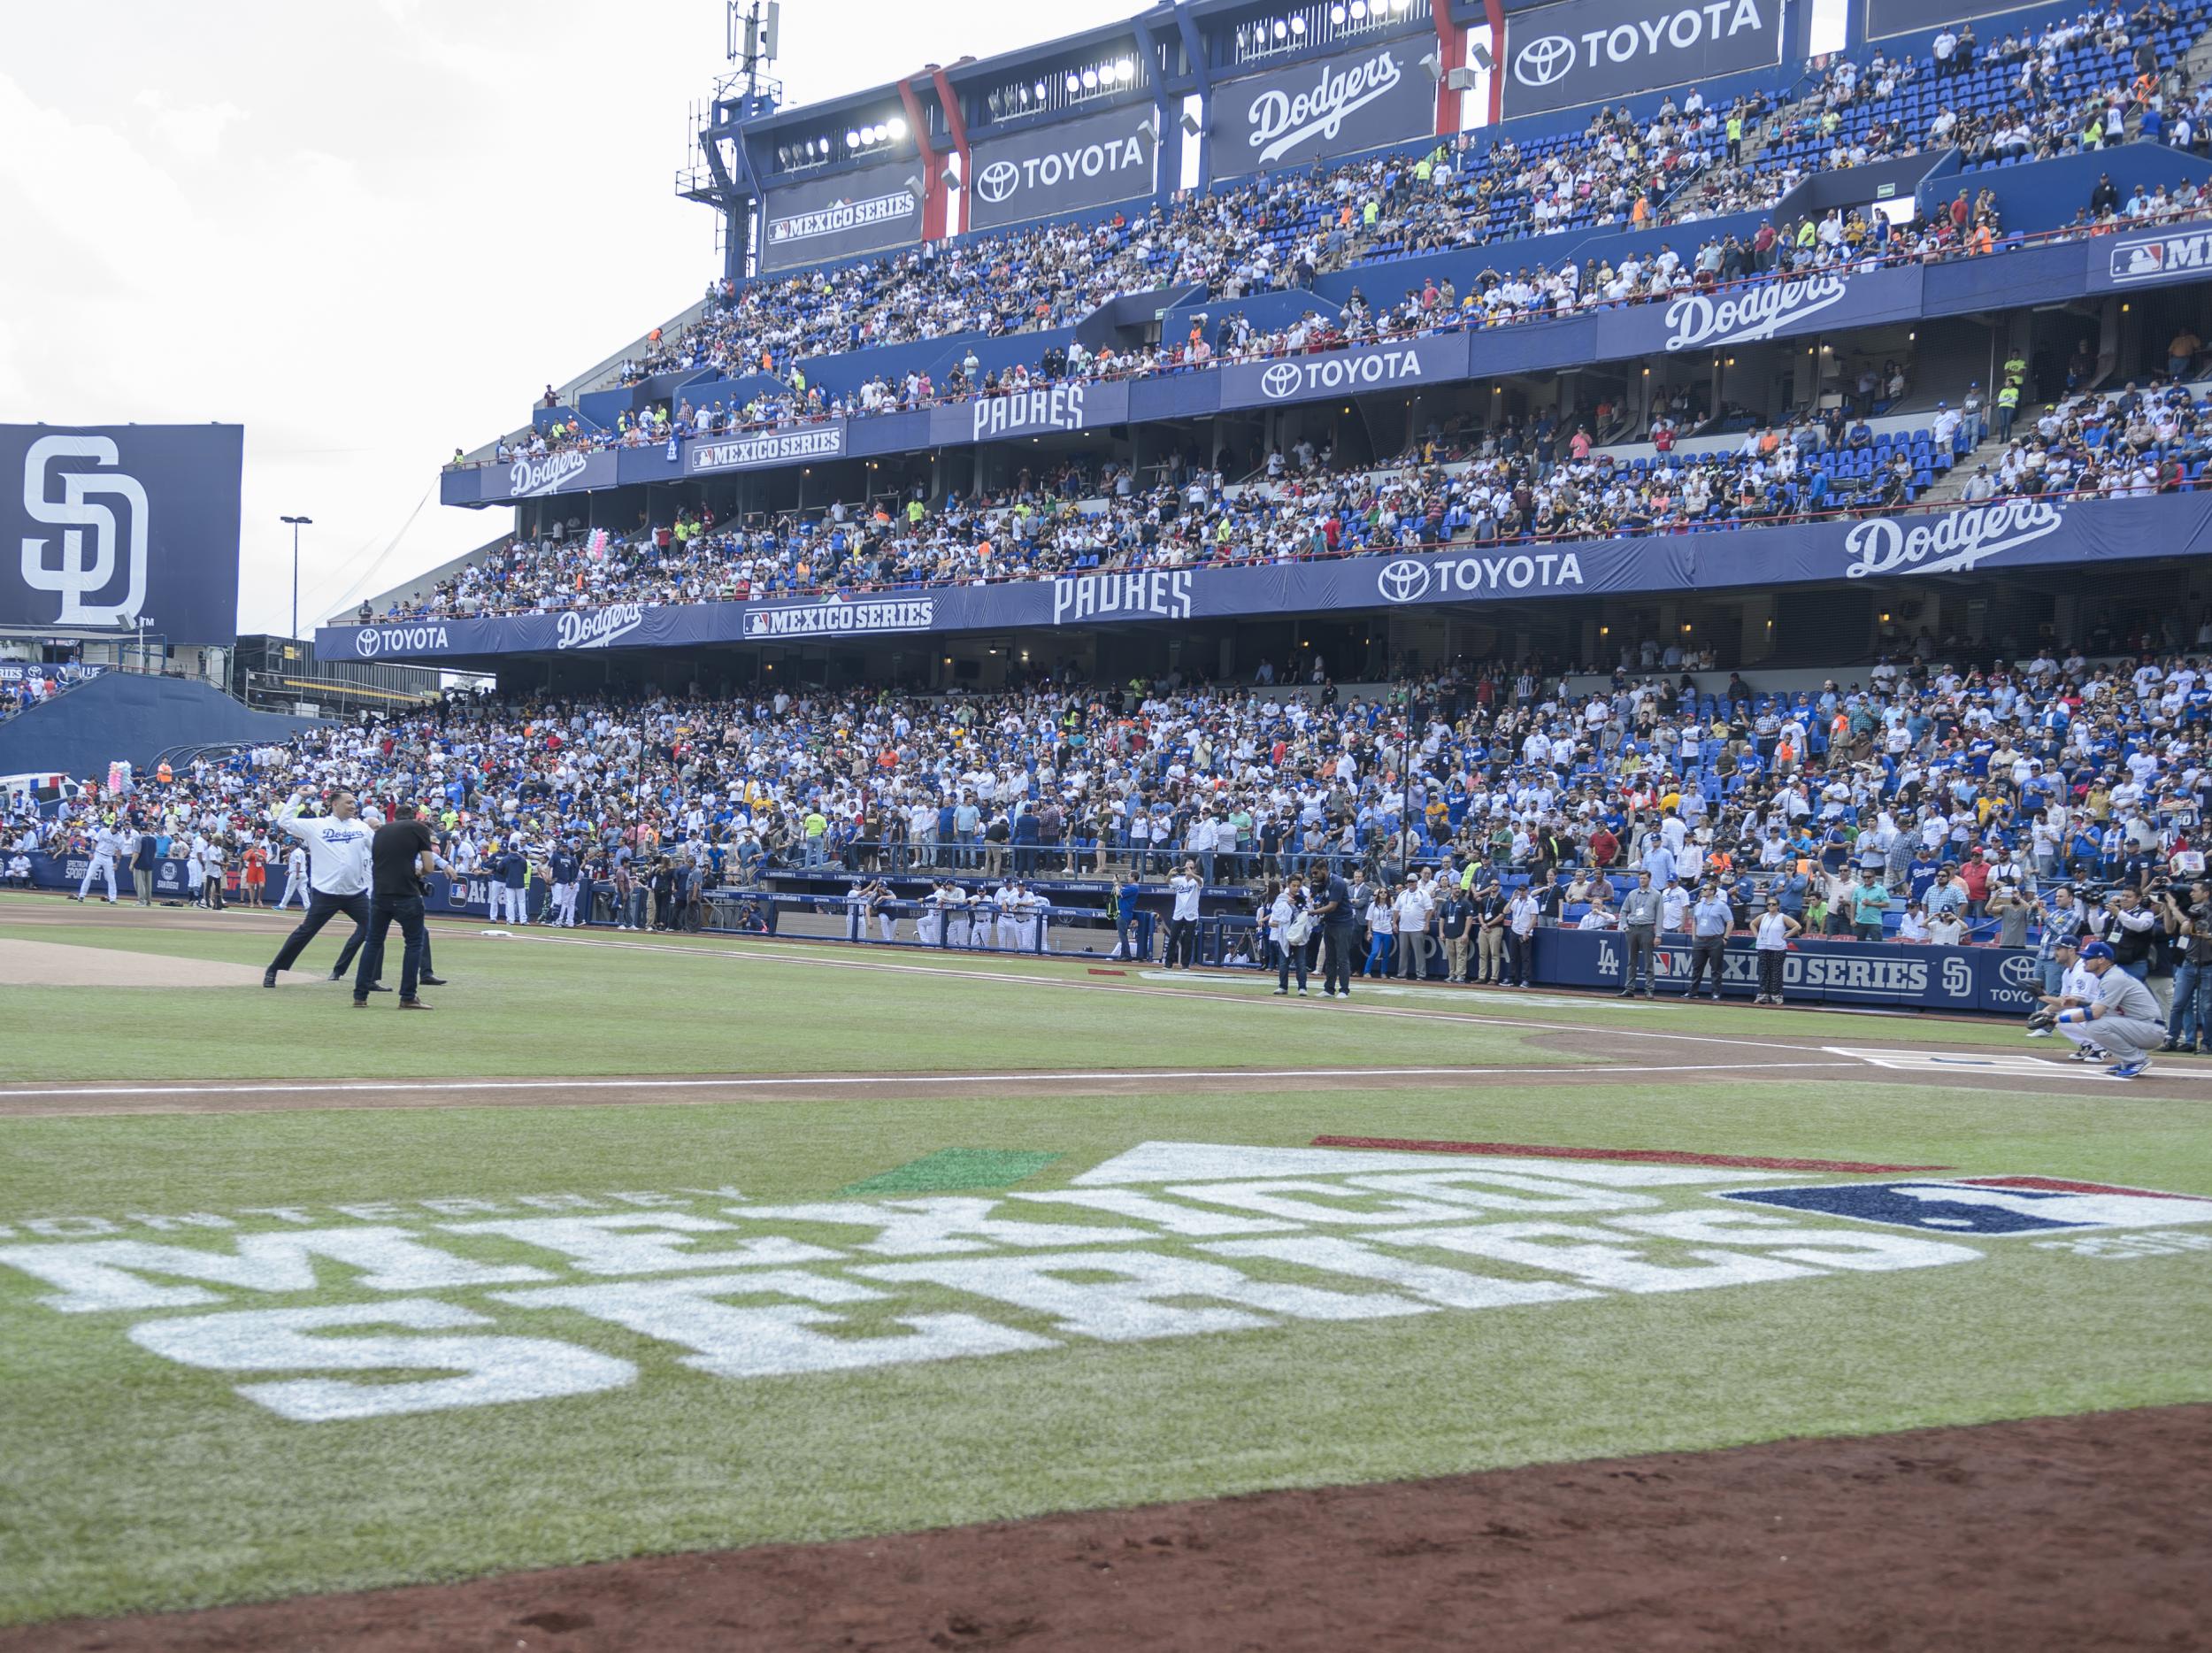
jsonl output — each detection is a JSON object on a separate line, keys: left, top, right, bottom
{"left": 317, "top": 0, "right": 2212, "bottom": 688}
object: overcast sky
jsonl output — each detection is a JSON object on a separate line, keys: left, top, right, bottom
{"left": 0, "top": 0, "right": 1137, "bottom": 637}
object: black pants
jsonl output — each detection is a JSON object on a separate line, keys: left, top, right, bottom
{"left": 1275, "top": 938, "right": 1309, "bottom": 991}
{"left": 1623, "top": 926, "right": 1657, "bottom": 993}
{"left": 1320, "top": 926, "right": 1355, "bottom": 994}
{"left": 1686, "top": 934, "right": 1726, "bottom": 997}
{"left": 1503, "top": 930, "right": 1532, "bottom": 986}
{"left": 1757, "top": 948, "right": 1786, "bottom": 999}
{"left": 1165, "top": 917, "right": 1197, "bottom": 968}
{"left": 355, "top": 893, "right": 427, "bottom": 1002}
{"left": 268, "top": 889, "right": 370, "bottom": 976}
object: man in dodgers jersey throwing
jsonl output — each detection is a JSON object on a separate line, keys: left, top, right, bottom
{"left": 261, "top": 787, "right": 381, "bottom": 988}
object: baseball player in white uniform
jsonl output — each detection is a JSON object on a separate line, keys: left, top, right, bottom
{"left": 995, "top": 880, "right": 1025, "bottom": 951}
{"left": 943, "top": 884, "right": 972, "bottom": 950}
{"left": 73, "top": 822, "right": 123, "bottom": 903}
{"left": 277, "top": 843, "right": 311, "bottom": 911}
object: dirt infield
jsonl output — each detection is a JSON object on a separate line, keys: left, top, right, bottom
{"left": 9, "top": 1404, "right": 2202, "bottom": 1652}
{"left": 0, "top": 936, "right": 282, "bottom": 990}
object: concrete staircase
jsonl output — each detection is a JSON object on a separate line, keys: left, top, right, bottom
{"left": 1662, "top": 85, "right": 1824, "bottom": 220}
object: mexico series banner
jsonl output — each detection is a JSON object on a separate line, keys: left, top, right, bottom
{"left": 317, "top": 492, "right": 2212, "bottom": 663}
{"left": 0, "top": 423, "right": 242, "bottom": 645}
{"left": 758, "top": 162, "right": 924, "bottom": 273}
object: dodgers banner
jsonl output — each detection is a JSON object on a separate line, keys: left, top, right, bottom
{"left": 927, "top": 380, "right": 1132, "bottom": 446}
{"left": 1503, "top": 0, "right": 1785, "bottom": 119}
{"left": 967, "top": 107, "right": 1156, "bottom": 233}
{"left": 1592, "top": 264, "right": 1927, "bottom": 358}
{"left": 1218, "top": 333, "right": 1472, "bottom": 412}
{"left": 758, "top": 163, "right": 924, "bottom": 273}
{"left": 1214, "top": 38, "right": 1437, "bottom": 179}
{"left": 687, "top": 423, "right": 848, "bottom": 475}
{"left": 318, "top": 493, "right": 2212, "bottom": 662}
{"left": 2087, "top": 217, "right": 2212, "bottom": 292}
{"left": 1538, "top": 926, "right": 2043, "bottom": 1016}
{"left": 1, "top": 424, "right": 242, "bottom": 646}
{"left": 442, "top": 449, "right": 620, "bottom": 507}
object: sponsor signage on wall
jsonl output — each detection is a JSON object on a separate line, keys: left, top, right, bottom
{"left": 1214, "top": 39, "right": 1436, "bottom": 178}
{"left": 1502, "top": 0, "right": 1784, "bottom": 119}
{"left": 1, "top": 424, "right": 242, "bottom": 645}
{"left": 1218, "top": 333, "right": 1472, "bottom": 411}
{"left": 927, "top": 380, "right": 1132, "bottom": 446}
{"left": 687, "top": 423, "right": 848, "bottom": 475}
{"left": 317, "top": 494, "right": 2212, "bottom": 662}
{"left": 2088, "top": 218, "right": 2212, "bottom": 291}
{"left": 967, "top": 107, "right": 1156, "bottom": 233}
{"left": 758, "top": 163, "right": 924, "bottom": 273}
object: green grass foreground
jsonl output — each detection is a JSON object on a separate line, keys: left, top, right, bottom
{"left": 1, "top": 911, "right": 2207, "bottom": 1625}
{"left": 0, "top": 911, "right": 2031, "bottom": 1081}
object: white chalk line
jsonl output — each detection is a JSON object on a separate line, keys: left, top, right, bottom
{"left": 0, "top": 1060, "right": 1867, "bottom": 1103}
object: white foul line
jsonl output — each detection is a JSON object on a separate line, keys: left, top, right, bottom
{"left": 0, "top": 1061, "right": 1869, "bottom": 1103}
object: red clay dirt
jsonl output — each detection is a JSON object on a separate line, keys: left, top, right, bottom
{"left": 11, "top": 1404, "right": 2206, "bottom": 1653}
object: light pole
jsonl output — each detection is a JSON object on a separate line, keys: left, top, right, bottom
{"left": 280, "top": 515, "right": 312, "bottom": 643}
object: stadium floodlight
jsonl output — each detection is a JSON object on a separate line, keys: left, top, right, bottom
{"left": 1330, "top": 3, "right": 1345, "bottom": 21}
{"left": 1064, "top": 73, "right": 1079, "bottom": 92}
{"left": 1273, "top": 19, "right": 1288, "bottom": 38}
{"left": 1117, "top": 58, "right": 1135, "bottom": 81}
{"left": 888, "top": 115, "right": 908, "bottom": 140}
{"left": 987, "top": 90, "right": 1002, "bottom": 119}
{"left": 1033, "top": 80, "right": 1046, "bottom": 99}
{"left": 279, "top": 515, "right": 311, "bottom": 644}
{"left": 1290, "top": 15, "right": 1306, "bottom": 35}
{"left": 845, "top": 127, "right": 862, "bottom": 147}
{"left": 1081, "top": 68, "right": 1098, "bottom": 88}
{"left": 1349, "top": 1, "right": 1366, "bottom": 17}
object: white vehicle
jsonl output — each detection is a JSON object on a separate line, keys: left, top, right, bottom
{"left": 0, "top": 773, "right": 88, "bottom": 814}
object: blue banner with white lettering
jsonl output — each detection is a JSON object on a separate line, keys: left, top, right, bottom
{"left": 927, "top": 381, "right": 1132, "bottom": 446}
{"left": 2086, "top": 216, "right": 2212, "bottom": 292}
{"left": 319, "top": 492, "right": 2212, "bottom": 663}
{"left": 1, "top": 424, "right": 242, "bottom": 645}
{"left": 1592, "top": 265, "right": 1926, "bottom": 358}
{"left": 1535, "top": 926, "right": 2044, "bottom": 1016}
{"left": 1218, "top": 333, "right": 1473, "bottom": 412}
{"left": 440, "top": 450, "right": 620, "bottom": 507}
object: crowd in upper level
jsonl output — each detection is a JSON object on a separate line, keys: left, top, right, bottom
{"left": 396, "top": 377, "right": 2212, "bottom": 624}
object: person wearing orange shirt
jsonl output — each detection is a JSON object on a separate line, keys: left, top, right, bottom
{"left": 242, "top": 842, "right": 268, "bottom": 908}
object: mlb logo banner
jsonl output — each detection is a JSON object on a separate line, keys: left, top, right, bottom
{"left": 2093, "top": 219, "right": 2212, "bottom": 289}
{"left": 1717, "top": 1177, "right": 2212, "bottom": 1236}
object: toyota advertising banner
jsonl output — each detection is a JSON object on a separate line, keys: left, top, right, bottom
{"left": 318, "top": 494, "right": 2212, "bottom": 663}
{"left": 926, "top": 380, "right": 1133, "bottom": 446}
{"left": 1218, "top": 334, "right": 1473, "bottom": 412}
{"left": 967, "top": 107, "right": 1156, "bottom": 233}
{"left": 758, "top": 163, "right": 923, "bottom": 273}
{"left": 2, "top": 423, "right": 242, "bottom": 645}
{"left": 1213, "top": 37, "right": 1437, "bottom": 180}
{"left": 1502, "top": 0, "right": 1785, "bottom": 119}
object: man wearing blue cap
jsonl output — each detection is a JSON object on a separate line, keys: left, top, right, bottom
{"left": 2048, "top": 940, "right": 2167, "bottom": 1078}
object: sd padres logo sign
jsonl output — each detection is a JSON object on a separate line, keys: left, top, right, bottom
{"left": 19, "top": 435, "right": 150, "bottom": 627}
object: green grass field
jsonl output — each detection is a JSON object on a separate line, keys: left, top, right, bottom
{"left": 3, "top": 909, "right": 2209, "bottom": 1628}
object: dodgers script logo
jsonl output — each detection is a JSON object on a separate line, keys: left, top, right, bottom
{"left": 1664, "top": 273, "right": 1848, "bottom": 351}
{"left": 1248, "top": 50, "right": 1403, "bottom": 165}
{"left": 556, "top": 604, "right": 646, "bottom": 650}
{"left": 355, "top": 625, "right": 451, "bottom": 660}
{"left": 508, "top": 450, "right": 590, "bottom": 499}
{"left": 19, "top": 435, "right": 150, "bottom": 627}
{"left": 2108, "top": 223, "right": 2212, "bottom": 284}
{"left": 1844, "top": 499, "right": 2066, "bottom": 580}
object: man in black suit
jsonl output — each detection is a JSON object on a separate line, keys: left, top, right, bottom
{"left": 1310, "top": 857, "right": 1356, "bottom": 998}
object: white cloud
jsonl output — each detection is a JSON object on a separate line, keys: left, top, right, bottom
{"left": 135, "top": 89, "right": 248, "bottom": 160}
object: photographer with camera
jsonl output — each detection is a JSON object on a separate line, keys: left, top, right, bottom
{"left": 2156, "top": 879, "right": 2212, "bottom": 1053}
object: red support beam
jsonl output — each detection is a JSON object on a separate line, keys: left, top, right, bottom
{"left": 930, "top": 66, "right": 972, "bottom": 240}
{"left": 1431, "top": 0, "right": 1466, "bottom": 136}
{"left": 895, "top": 78, "right": 947, "bottom": 242}
{"left": 1484, "top": 0, "right": 1506, "bottom": 127}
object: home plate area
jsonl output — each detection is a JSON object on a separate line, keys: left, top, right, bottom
{"left": 1823, "top": 1046, "right": 2212, "bottom": 1080}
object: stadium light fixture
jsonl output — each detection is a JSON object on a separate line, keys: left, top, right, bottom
{"left": 1273, "top": 19, "right": 1288, "bottom": 38}
{"left": 846, "top": 127, "right": 862, "bottom": 147}
{"left": 1290, "top": 15, "right": 1306, "bottom": 35}
{"left": 1033, "top": 80, "right": 1046, "bottom": 99}
{"left": 1349, "top": 1, "right": 1366, "bottom": 17}
{"left": 1117, "top": 58, "right": 1135, "bottom": 81}
{"left": 1081, "top": 68, "right": 1098, "bottom": 88}
{"left": 1064, "top": 73, "right": 1080, "bottom": 92}
{"left": 888, "top": 115, "right": 909, "bottom": 140}
{"left": 279, "top": 515, "right": 312, "bottom": 644}
{"left": 1330, "top": 3, "right": 1345, "bottom": 20}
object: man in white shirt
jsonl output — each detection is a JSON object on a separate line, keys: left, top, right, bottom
{"left": 71, "top": 821, "right": 124, "bottom": 903}
{"left": 262, "top": 787, "right": 384, "bottom": 988}
{"left": 1165, "top": 860, "right": 1202, "bottom": 969}
{"left": 277, "top": 842, "right": 311, "bottom": 911}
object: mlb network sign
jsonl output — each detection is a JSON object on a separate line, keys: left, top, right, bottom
{"left": 1, "top": 425, "right": 242, "bottom": 645}
{"left": 2093, "top": 219, "right": 2212, "bottom": 291}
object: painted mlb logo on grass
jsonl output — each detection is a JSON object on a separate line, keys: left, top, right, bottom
{"left": 1719, "top": 1178, "right": 2212, "bottom": 1236}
